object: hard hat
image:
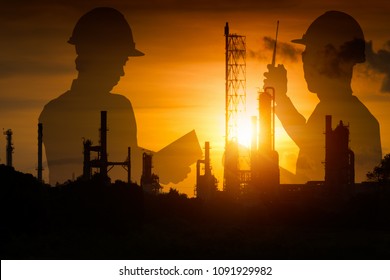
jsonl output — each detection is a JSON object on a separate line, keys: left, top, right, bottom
{"left": 68, "top": 7, "right": 144, "bottom": 56}
{"left": 292, "top": 11, "right": 365, "bottom": 63}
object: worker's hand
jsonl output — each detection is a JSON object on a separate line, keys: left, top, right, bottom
{"left": 263, "top": 64, "right": 288, "bottom": 99}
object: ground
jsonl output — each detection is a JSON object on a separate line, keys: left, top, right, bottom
{"left": 1, "top": 165, "right": 390, "bottom": 259}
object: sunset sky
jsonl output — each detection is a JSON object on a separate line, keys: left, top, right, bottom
{"left": 1, "top": 0, "right": 390, "bottom": 196}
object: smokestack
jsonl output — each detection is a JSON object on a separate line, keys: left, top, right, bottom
{"left": 127, "top": 147, "right": 131, "bottom": 184}
{"left": 83, "top": 139, "right": 92, "bottom": 180}
{"left": 37, "top": 123, "right": 43, "bottom": 182}
{"left": 3, "top": 129, "right": 14, "bottom": 167}
{"left": 205, "top": 141, "right": 211, "bottom": 176}
{"left": 100, "top": 111, "right": 108, "bottom": 178}
{"left": 196, "top": 141, "right": 217, "bottom": 200}
{"left": 142, "top": 153, "right": 153, "bottom": 180}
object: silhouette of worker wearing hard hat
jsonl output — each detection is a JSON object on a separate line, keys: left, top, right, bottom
{"left": 40, "top": 7, "right": 201, "bottom": 185}
{"left": 264, "top": 11, "right": 382, "bottom": 183}
{"left": 39, "top": 7, "right": 144, "bottom": 184}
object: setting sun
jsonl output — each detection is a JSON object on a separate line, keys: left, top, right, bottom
{"left": 237, "top": 115, "right": 254, "bottom": 148}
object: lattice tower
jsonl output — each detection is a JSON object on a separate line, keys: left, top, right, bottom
{"left": 225, "top": 23, "right": 246, "bottom": 146}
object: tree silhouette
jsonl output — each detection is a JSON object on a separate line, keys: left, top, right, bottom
{"left": 366, "top": 154, "right": 390, "bottom": 184}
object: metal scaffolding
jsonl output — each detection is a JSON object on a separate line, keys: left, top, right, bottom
{"left": 224, "top": 22, "right": 247, "bottom": 196}
{"left": 225, "top": 22, "right": 246, "bottom": 146}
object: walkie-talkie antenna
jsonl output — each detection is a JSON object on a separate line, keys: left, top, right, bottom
{"left": 271, "top": 20, "right": 279, "bottom": 67}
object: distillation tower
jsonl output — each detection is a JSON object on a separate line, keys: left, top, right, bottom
{"left": 196, "top": 142, "right": 218, "bottom": 200}
{"left": 223, "top": 22, "right": 247, "bottom": 197}
{"left": 251, "top": 87, "right": 280, "bottom": 194}
{"left": 82, "top": 111, "right": 131, "bottom": 184}
{"left": 141, "top": 152, "right": 161, "bottom": 194}
{"left": 325, "top": 115, "right": 355, "bottom": 191}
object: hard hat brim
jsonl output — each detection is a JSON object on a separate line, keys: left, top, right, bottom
{"left": 129, "top": 48, "right": 144, "bottom": 57}
{"left": 68, "top": 37, "right": 145, "bottom": 57}
{"left": 291, "top": 36, "right": 306, "bottom": 45}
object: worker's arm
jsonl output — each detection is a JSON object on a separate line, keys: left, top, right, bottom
{"left": 263, "top": 64, "right": 307, "bottom": 148}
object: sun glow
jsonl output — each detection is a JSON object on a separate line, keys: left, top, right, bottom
{"left": 237, "top": 116, "right": 254, "bottom": 148}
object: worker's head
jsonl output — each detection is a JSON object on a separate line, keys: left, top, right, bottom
{"left": 292, "top": 11, "right": 365, "bottom": 94}
{"left": 68, "top": 7, "right": 144, "bottom": 90}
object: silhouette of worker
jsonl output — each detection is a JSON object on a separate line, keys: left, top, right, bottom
{"left": 39, "top": 7, "right": 201, "bottom": 185}
{"left": 264, "top": 11, "right": 382, "bottom": 183}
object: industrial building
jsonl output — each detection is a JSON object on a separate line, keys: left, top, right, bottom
{"left": 221, "top": 23, "right": 360, "bottom": 199}
{"left": 223, "top": 23, "right": 279, "bottom": 198}
{"left": 250, "top": 87, "right": 280, "bottom": 195}
{"left": 82, "top": 111, "right": 131, "bottom": 184}
{"left": 325, "top": 115, "right": 355, "bottom": 190}
{"left": 0, "top": 23, "right": 359, "bottom": 200}
{"left": 195, "top": 142, "right": 218, "bottom": 200}
{"left": 140, "top": 152, "right": 161, "bottom": 194}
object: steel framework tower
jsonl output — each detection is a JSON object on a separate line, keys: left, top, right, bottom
{"left": 224, "top": 22, "right": 246, "bottom": 196}
{"left": 224, "top": 22, "right": 246, "bottom": 146}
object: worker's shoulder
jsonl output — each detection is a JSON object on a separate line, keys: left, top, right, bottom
{"left": 108, "top": 93, "right": 133, "bottom": 108}
{"left": 39, "top": 91, "right": 72, "bottom": 121}
{"left": 350, "top": 96, "right": 379, "bottom": 123}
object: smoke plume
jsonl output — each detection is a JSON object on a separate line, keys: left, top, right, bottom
{"left": 248, "top": 37, "right": 301, "bottom": 62}
{"left": 262, "top": 36, "right": 301, "bottom": 62}
{"left": 365, "top": 41, "right": 390, "bottom": 93}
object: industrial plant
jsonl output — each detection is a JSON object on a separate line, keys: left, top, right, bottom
{"left": 221, "top": 22, "right": 281, "bottom": 198}
{"left": 215, "top": 22, "right": 357, "bottom": 198}
{"left": 0, "top": 23, "right": 379, "bottom": 201}
{"left": 82, "top": 111, "right": 131, "bottom": 184}
{"left": 2, "top": 20, "right": 390, "bottom": 261}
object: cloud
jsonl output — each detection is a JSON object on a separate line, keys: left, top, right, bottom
{"left": 365, "top": 41, "right": 390, "bottom": 93}
{"left": 249, "top": 36, "right": 301, "bottom": 63}
{"left": 248, "top": 49, "right": 267, "bottom": 61}
{"left": 265, "top": 36, "right": 301, "bottom": 62}
{"left": 0, "top": 97, "right": 45, "bottom": 111}
{"left": 0, "top": 59, "right": 73, "bottom": 78}
{"left": 1, "top": 0, "right": 298, "bottom": 14}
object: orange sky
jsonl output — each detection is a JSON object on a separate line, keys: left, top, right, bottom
{"left": 1, "top": 1, "right": 390, "bottom": 196}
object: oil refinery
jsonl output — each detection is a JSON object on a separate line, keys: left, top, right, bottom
{"left": 1, "top": 23, "right": 360, "bottom": 199}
